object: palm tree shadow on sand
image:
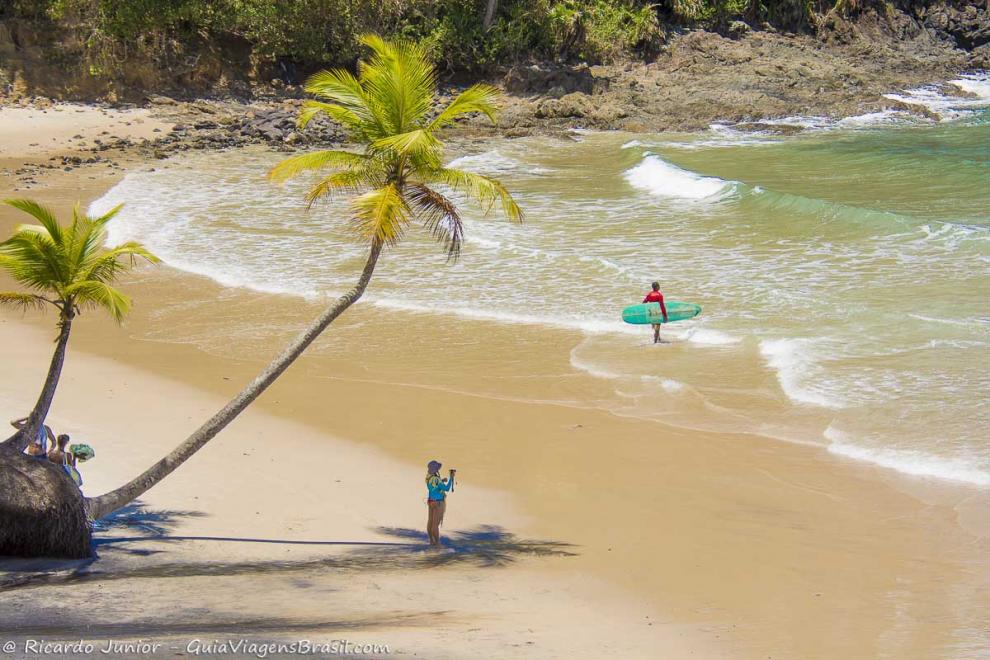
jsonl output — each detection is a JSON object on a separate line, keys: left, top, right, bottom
{"left": 0, "top": 502, "right": 575, "bottom": 592}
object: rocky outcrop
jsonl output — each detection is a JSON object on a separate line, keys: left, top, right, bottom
{"left": 0, "top": 448, "right": 91, "bottom": 559}
{"left": 503, "top": 64, "right": 606, "bottom": 97}
{"left": 921, "top": 1, "right": 990, "bottom": 50}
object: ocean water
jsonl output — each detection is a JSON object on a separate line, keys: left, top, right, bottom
{"left": 91, "top": 74, "right": 990, "bottom": 487}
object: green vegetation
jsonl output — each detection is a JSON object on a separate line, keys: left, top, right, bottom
{"left": 0, "top": 199, "right": 158, "bottom": 453}
{"left": 0, "top": 1, "right": 864, "bottom": 77}
{"left": 84, "top": 35, "right": 521, "bottom": 522}
{"left": 268, "top": 34, "right": 522, "bottom": 256}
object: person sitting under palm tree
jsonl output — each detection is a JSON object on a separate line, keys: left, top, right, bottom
{"left": 47, "top": 434, "right": 73, "bottom": 468}
{"left": 10, "top": 416, "right": 55, "bottom": 458}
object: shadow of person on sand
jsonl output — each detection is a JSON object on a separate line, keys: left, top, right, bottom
{"left": 0, "top": 503, "right": 575, "bottom": 592}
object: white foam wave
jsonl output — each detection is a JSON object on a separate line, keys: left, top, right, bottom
{"left": 368, "top": 296, "right": 641, "bottom": 336}
{"left": 927, "top": 339, "right": 988, "bottom": 349}
{"left": 569, "top": 347, "right": 623, "bottom": 380}
{"left": 682, "top": 328, "right": 740, "bottom": 346}
{"left": 825, "top": 426, "right": 990, "bottom": 486}
{"left": 447, "top": 151, "right": 552, "bottom": 176}
{"left": 836, "top": 110, "right": 914, "bottom": 128}
{"left": 883, "top": 72, "right": 990, "bottom": 120}
{"left": 623, "top": 155, "right": 733, "bottom": 200}
{"left": 641, "top": 375, "right": 687, "bottom": 393}
{"left": 760, "top": 338, "right": 845, "bottom": 409}
{"left": 952, "top": 72, "right": 990, "bottom": 100}
{"left": 908, "top": 313, "right": 989, "bottom": 328}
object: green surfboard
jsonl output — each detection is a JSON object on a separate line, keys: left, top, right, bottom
{"left": 622, "top": 301, "right": 701, "bottom": 325}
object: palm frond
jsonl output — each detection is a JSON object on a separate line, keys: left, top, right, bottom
{"left": 304, "top": 68, "right": 386, "bottom": 138}
{"left": 297, "top": 101, "right": 363, "bottom": 132}
{"left": 88, "top": 202, "right": 124, "bottom": 228}
{"left": 0, "top": 292, "right": 50, "bottom": 313}
{"left": 305, "top": 68, "right": 364, "bottom": 104}
{"left": 358, "top": 34, "right": 436, "bottom": 133}
{"left": 268, "top": 150, "right": 369, "bottom": 183}
{"left": 0, "top": 230, "right": 69, "bottom": 293}
{"left": 407, "top": 184, "right": 463, "bottom": 261}
{"left": 304, "top": 169, "right": 374, "bottom": 207}
{"left": 79, "top": 242, "right": 159, "bottom": 283}
{"left": 371, "top": 129, "right": 441, "bottom": 161}
{"left": 1, "top": 198, "right": 155, "bottom": 322}
{"left": 64, "top": 280, "right": 131, "bottom": 322}
{"left": 275, "top": 35, "right": 523, "bottom": 258}
{"left": 2, "top": 199, "right": 64, "bottom": 245}
{"left": 349, "top": 184, "right": 411, "bottom": 247}
{"left": 429, "top": 84, "right": 501, "bottom": 131}
{"left": 425, "top": 167, "right": 523, "bottom": 222}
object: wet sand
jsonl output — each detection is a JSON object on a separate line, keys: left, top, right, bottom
{"left": 1, "top": 107, "right": 988, "bottom": 658}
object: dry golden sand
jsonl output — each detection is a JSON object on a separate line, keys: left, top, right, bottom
{"left": 1, "top": 107, "right": 989, "bottom": 658}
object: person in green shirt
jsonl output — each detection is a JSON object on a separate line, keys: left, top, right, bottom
{"left": 425, "top": 460, "right": 455, "bottom": 546}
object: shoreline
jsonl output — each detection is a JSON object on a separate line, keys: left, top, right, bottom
{"left": 2, "top": 93, "right": 989, "bottom": 657}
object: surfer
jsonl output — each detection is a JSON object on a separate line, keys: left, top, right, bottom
{"left": 643, "top": 282, "right": 669, "bottom": 344}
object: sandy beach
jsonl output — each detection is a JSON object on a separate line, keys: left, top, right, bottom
{"left": 1, "top": 105, "right": 989, "bottom": 659}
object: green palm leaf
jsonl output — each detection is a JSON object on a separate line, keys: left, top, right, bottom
{"left": 65, "top": 280, "right": 131, "bottom": 322}
{"left": 429, "top": 84, "right": 500, "bottom": 131}
{"left": 3, "top": 198, "right": 65, "bottom": 245}
{"left": 0, "top": 198, "right": 157, "bottom": 322}
{"left": 406, "top": 184, "right": 463, "bottom": 260}
{"left": 305, "top": 169, "right": 375, "bottom": 207}
{"left": 424, "top": 168, "right": 524, "bottom": 222}
{"left": 270, "top": 34, "right": 522, "bottom": 262}
{"left": 268, "top": 150, "right": 369, "bottom": 184}
{"left": 0, "top": 292, "right": 49, "bottom": 312}
{"left": 350, "top": 184, "right": 410, "bottom": 247}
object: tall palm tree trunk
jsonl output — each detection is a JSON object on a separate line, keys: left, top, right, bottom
{"left": 2, "top": 313, "right": 74, "bottom": 452}
{"left": 85, "top": 243, "right": 382, "bottom": 521}
{"left": 483, "top": 0, "right": 498, "bottom": 30}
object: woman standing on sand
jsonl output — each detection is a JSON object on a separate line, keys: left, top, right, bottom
{"left": 425, "top": 460, "right": 455, "bottom": 546}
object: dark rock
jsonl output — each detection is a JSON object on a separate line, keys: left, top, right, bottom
{"left": 728, "top": 21, "right": 751, "bottom": 39}
{"left": 504, "top": 64, "right": 602, "bottom": 96}
{"left": 0, "top": 447, "right": 91, "bottom": 559}
{"left": 924, "top": 3, "right": 990, "bottom": 49}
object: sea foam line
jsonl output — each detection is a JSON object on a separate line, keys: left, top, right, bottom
{"left": 882, "top": 71, "right": 990, "bottom": 120}
{"left": 825, "top": 426, "right": 990, "bottom": 487}
{"left": 759, "top": 338, "right": 845, "bottom": 409}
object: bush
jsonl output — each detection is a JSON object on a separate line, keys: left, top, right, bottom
{"left": 0, "top": 1, "right": 848, "bottom": 78}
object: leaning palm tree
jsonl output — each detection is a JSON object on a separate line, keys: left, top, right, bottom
{"left": 82, "top": 34, "right": 521, "bottom": 524}
{"left": 0, "top": 199, "right": 159, "bottom": 453}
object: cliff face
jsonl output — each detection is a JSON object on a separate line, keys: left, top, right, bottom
{"left": 0, "top": 19, "right": 262, "bottom": 102}
{"left": 0, "top": 2, "right": 987, "bottom": 132}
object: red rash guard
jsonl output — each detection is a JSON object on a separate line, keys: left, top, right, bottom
{"left": 643, "top": 291, "right": 668, "bottom": 321}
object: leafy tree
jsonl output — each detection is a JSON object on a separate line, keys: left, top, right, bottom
{"left": 84, "top": 34, "right": 522, "bottom": 521}
{"left": 0, "top": 199, "right": 158, "bottom": 452}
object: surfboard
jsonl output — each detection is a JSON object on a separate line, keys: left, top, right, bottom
{"left": 622, "top": 301, "right": 701, "bottom": 325}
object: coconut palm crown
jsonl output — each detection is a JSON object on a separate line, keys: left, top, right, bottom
{"left": 0, "top": 199, "right": 157, "bottom": 322}
{"left": 0, "top": 198, "right": 158, "bottom": 451}
{"left": 268, "top": 34, "right": 523, "bottom": 259}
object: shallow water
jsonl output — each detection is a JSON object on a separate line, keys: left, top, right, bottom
{"left": 91, "top": 74, "right": 990, "bottom": 487}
